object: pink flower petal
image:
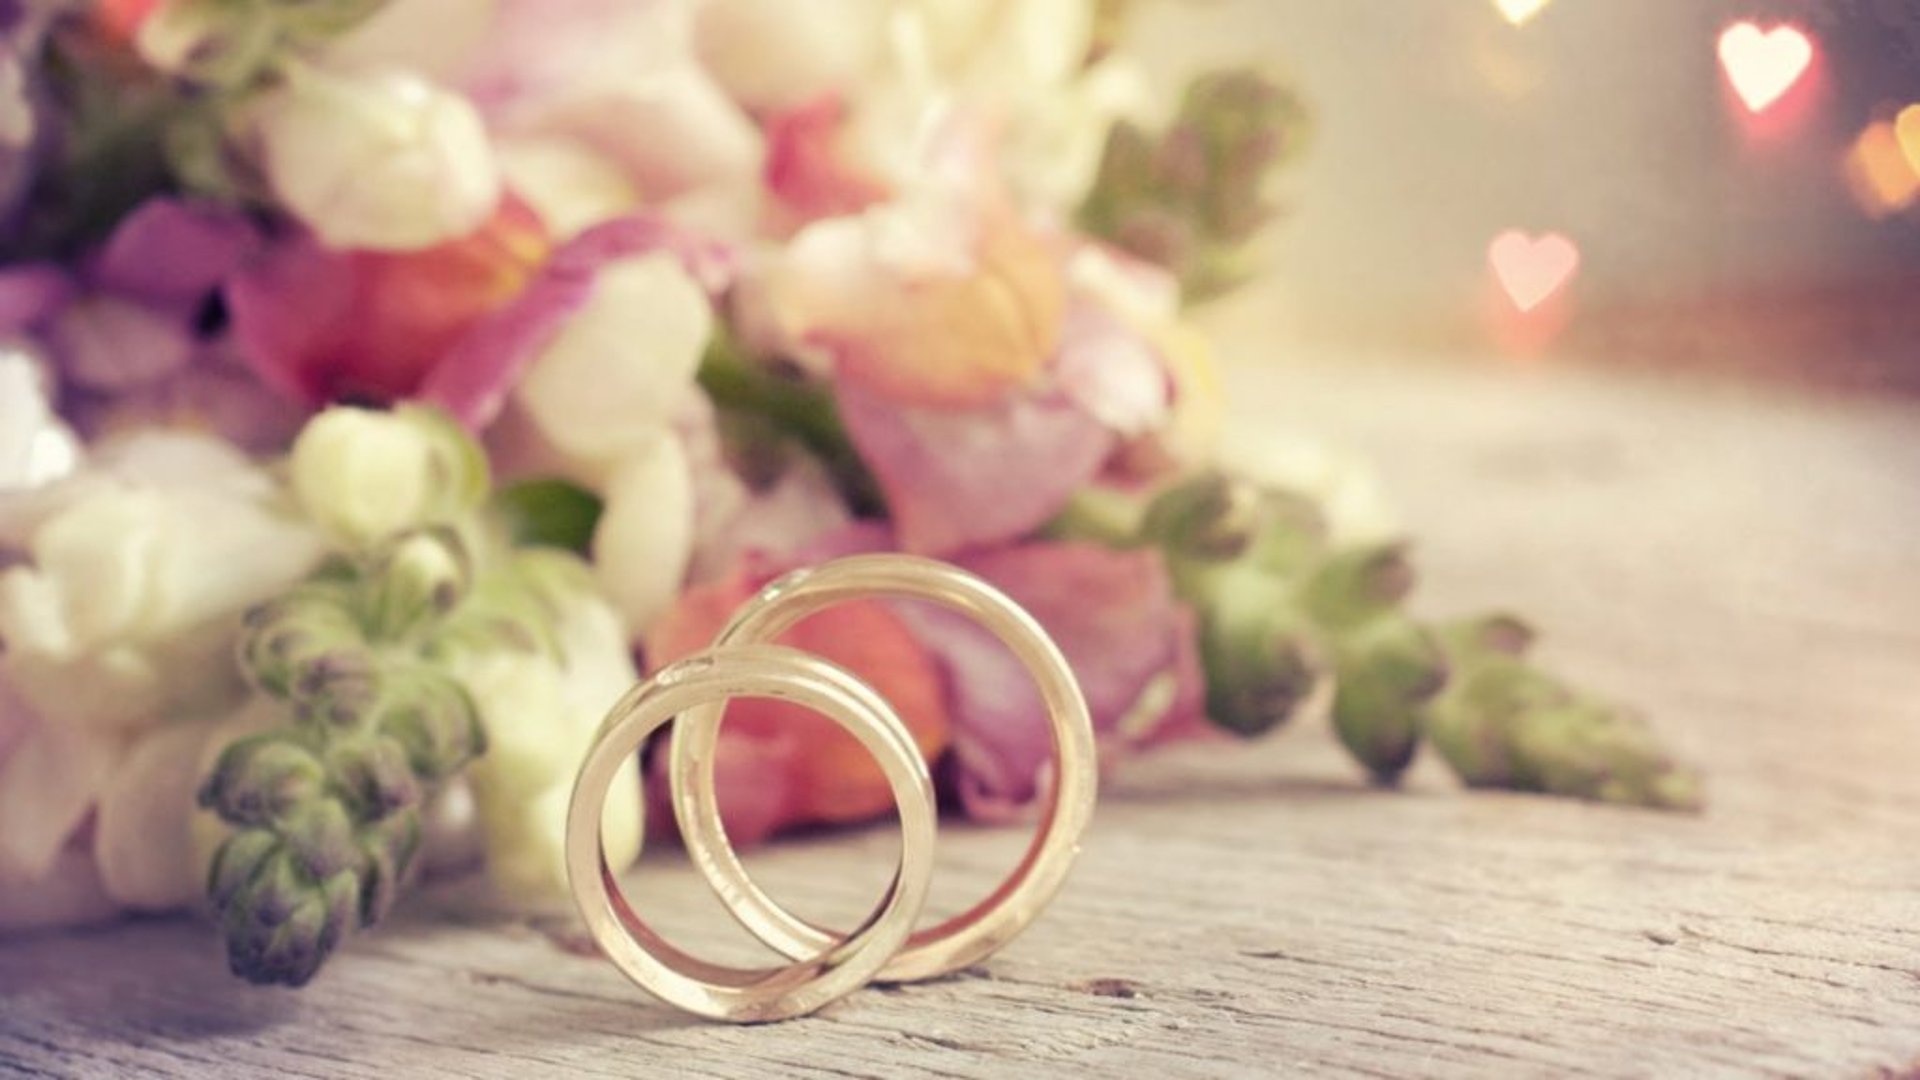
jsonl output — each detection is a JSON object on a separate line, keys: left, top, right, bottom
{"left": 224, "top": 234, "right": 356, "bottom": 406}
{"left": 91, "top": 198, "right": 258, "bottom": 305}
{"left": 1054, "top": 303, "right": 1171, "bottom": 437}
{"left": 644, "top": 723, "right": 799, "bottom": 849}
{"left": 897, "top": 541, "right": 1210, "bottom": 819}
{"left": 420, "top": 213, "right": 734, "bottom": 428}
{"left": 0, "top": 265, "right": 71, "bottom": 334}
{"left": 835, "top": 378, "right": 1113, "bottom": 556}
{"left": 49, "top": 294, "right": 192, "bottom": 392}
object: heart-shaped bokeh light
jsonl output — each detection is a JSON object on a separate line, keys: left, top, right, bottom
{"left": 1488, "top": 230, "right": 1579, "bottom": 313}
{"left": 1493, "top": 0, "right": 1552, "bottom": 27}
{"left": 1717, "top": 22, "right": 1812, "bottom": 114}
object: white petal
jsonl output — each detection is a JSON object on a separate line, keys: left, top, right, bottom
{"left": 93, "top": 720, "right": 222, "bottom": 910}
{"left": 0, "top": 724, "right": 121, "bottom": 881}
{"left": 590, "top": 433, "right": 694, "bottom": 637}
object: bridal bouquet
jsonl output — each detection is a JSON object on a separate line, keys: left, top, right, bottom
{"left": 0, "top": 0, "right": 1698, "bottom": 986}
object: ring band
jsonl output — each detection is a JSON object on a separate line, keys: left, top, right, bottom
{"left": 668, "top": 554, "right": 1098, "bottom": 984}
{"left": 565, "top": 643, "right": 937, "bottom": 1022}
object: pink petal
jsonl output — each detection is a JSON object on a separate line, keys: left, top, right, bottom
{"left": 835, "top": 378, "right": 1113, "bottom": 556}
{"left": 0, "top": 265, "right": 71, "bottom": 334}
{"left": 1054, "top": 303, "right": 1171, "bottom": 437}
{"left": 897, "top": 542, "right": 1209, "bottom": 819}
{"left": 644, "top": 724, "right": 799, "bottom": 849}
{"left": 419, "top": 213, "right": 734, "bottom": 428}
{"left": 225, "top": 235, "right": 356, "bottom": 406}
{"left": 49, "top": 295, "right": 192, "bottom": 392}
{"left": 91, "top": 197, "right": 258, "bottom": 304}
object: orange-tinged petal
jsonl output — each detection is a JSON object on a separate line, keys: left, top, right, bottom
{"left": 231, "top": 196, "right": 550, "bottom": 404}
{"left": 783, "top": 201, "right": 1066, "bottom": 409}
{"left": 644, "top": 572, "right": 950, "bottom": 828}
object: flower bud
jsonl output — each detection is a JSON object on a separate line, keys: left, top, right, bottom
{"left": 1137, "top": 471, "right": 1261, "bottom": 561}
{"left": 1302, "top": 543, "right": 1417, "bottom": 632}
{"left": 361, "top": 528, "right": 473, "bottom": 640}
{"left": 325, "top": 734, "right": 422, "bottom": 821}
{"left": 238, "top": 590, "right": 367, "bottom": 698}
{"left": 215, "top": 844, "right": 358, "bottom": 987}
{"left": 1189, "top": 560, "right": 1327, "bottom": 736}
{"left": 355, "top": 810, "right": 422, "bottom": 924}
{"left": 289, "top": 405, "right": 488, "bottom": 548}
{"left": 376, "top": 667, "right": 485, "bottom": 781}
{"left": 252, "top": 63, "right": 501, "bottom": 251}
{"left": 199, "top": 734, "right": 328, "bottom": 827}
{"left": 1330, "top": 616, "right": 1446, "bottom": 783}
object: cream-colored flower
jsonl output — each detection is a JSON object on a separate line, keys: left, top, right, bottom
{"left": 253, "top": 63, "right": 502, "bottom": 252}
{"left": 0, "top": 433, "right": 322, "bottom": 883}
{"left": 456, "top": 556, "right": 643, "bottom": 900}
{"left": 590, "top": 431, "right": 695, "bottom": 637}
{"left": 0, "top": 346, "right": 79, "bottom": 492}
{"left": 289, "top": 406, "right": 486, "bottom": 548}
{"left": 513, "top": 253, "right": 711, "bottom": 463}
{"left": 696, "top": 0, "right": 888, "bottom": 112}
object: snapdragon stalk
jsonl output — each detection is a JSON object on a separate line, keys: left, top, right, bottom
{"left": 1064, "top": 472, "right": 1699, "bottom": 809}
{"left": 1078, "top": 69, "right": 1309, "bottom": 301}
{"left": 202, "top": 529, "right": 486, "bottom": 986}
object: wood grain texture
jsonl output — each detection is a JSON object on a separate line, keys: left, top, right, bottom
{"left": 3, "top": 358, "right": 1918, "bottom": 1078}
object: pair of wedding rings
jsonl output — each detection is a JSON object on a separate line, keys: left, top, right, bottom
{"left": 564, "top": 554, "right": 1098, "bottom": 1022}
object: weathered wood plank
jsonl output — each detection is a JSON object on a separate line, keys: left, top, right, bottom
{"left": 3, "top": 358, "right": 1917, "bottom": 1078}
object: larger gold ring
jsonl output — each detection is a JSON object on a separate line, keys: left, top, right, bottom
{"left": 565, "top": 642, "right": 937, "bottom": 1022}
{"left": 669, "top": 553, "right": 1098, "bottom": 983}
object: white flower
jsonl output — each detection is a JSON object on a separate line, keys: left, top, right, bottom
{"left": 0, "top": 433, "right": 322, "bottom": 882}
{"left": 695, "top": 0, "right": 888, "bottom": 112}
{"left": 456, "top": 556, "right": 643, "bottom": 900}
{"left": 0, "top": 346, "right": 80, "bottom": 493}
{"left": 513, "top": 253, "right": 711, "bottom": 463}
{"left": 289, "top": 406, "right": 486, "bottom": 548}
{"left": 494, "top": 136, "right": 640, "bottom": 240}
{"left": 591, "top": 430, "right": 695, "bottom": 637}
{"left": 253, "top": 64, "right": 501, "bottom": 252}
{"left": 468, "top": 0, "right": 761, "bottom": 204}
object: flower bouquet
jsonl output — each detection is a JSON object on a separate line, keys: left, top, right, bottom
{"left": 0, "top": 0, "right": 1698, "bottom": 987}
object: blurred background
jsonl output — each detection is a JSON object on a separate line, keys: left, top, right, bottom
{"left": 1132, "top": 0, "right": 1920, "bottom": 391}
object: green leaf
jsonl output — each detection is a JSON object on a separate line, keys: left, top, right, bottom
{"left": 492, "top": 479, "right": 603, "bottom": 555}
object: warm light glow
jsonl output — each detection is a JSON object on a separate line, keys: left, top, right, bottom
{"left": 1488, "top": 230, "right": 1579, "bottom": 313}
{"left": 1895, "top": 104, "right": 1920, "bottom": 179}
{"left": 1844, "top": 118, "right": 1920, "bottom": 218}
{"left": 1493, "top": 0, "right": 1552, "bottom": 27}
{"left": 1717, "top": 22, "right": 1813, "bottom": 114}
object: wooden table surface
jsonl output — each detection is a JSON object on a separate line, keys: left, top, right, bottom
{"left": 4, "top": 357, "right": 1918, "bottom": 1078}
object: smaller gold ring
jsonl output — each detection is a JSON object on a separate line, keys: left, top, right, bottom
{"left": 669, "top": 554, "right": 1097, "bottom": 984}
{"left": 565, "top": 643, "right": 937, "bottom": 1022}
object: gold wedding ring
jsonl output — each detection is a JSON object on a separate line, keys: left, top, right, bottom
{"left": 565, "top": 555, "right": 1096, "bottom": 1021}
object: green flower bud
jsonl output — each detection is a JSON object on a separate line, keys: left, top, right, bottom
{"left": 276, "top": 797, "right": 363, "bottom": 882}
{"left": 289, "top": 648, "right": 382, "bottom": 728}
{"left": 1189, "top": 561, "right": 1328, "bottom": 736}
{"left": 238, "top": 590, "right": 367, "bottom": 699}
{"left": 361, "top": 527, "right": 475, "bottom": 641}
{"left": 217, "top": 846, "right": 358, "bottom": 987}
{"left": 1330, "top": 616, "right": 1447, "bottom": 783}
{"left": 1302, "top": 543, "right": 1417, "bottom": 632}
{"left": 326, "top": 735, "right": 423, "bottom": 821}
{"left": 199, "top": 735, "right": 327, "bottom": 827}
{"left": 1139, "top": 472, "right": 1262, "bottom": 561}
{"left": 377, "top": 668, "right": 486, "bottom": 781}
{"left": 1424, "top": 617, "right": 1701, "bottom": 811}
{"left": 207, "top": 827, "right": 280, "bottom": 912}
{"left": 1078, "top": 67, "right": 1308, "bottom": 300}
{"left": 355, "top": 811, "right": 422, "bottom": 925}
